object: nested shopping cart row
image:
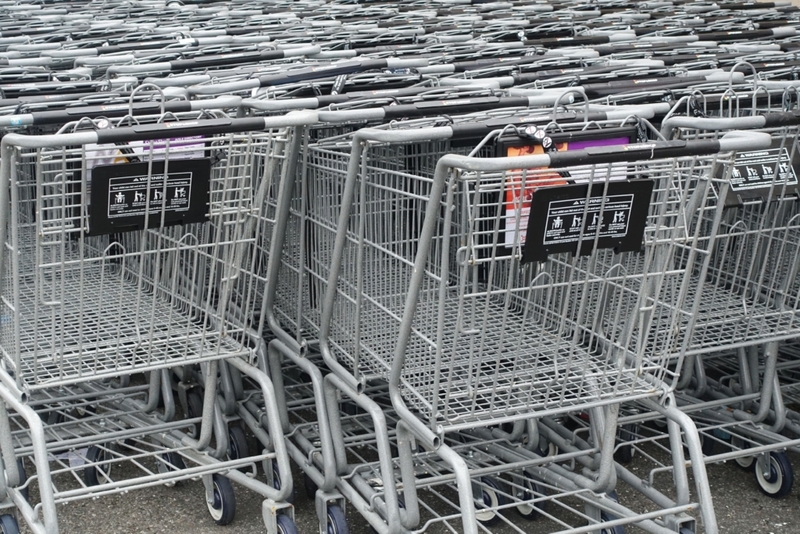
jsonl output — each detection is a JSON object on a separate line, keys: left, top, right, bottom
{"left": 0, "top": 111, "right": 324, "bottom": 534}
{"left": 250, "top": 101, "right": 776, "bottom": 533}
{"left": 3, "top": 1, "right": 800, "bottom": 534}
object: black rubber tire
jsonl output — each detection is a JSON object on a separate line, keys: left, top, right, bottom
{"left": 16, "top": 459, "right": 28, "bottom": 502}
{"left": 276, "top": 514, "right": 299, "bottom": 534}
{"left": 755, "top": 451, "right": 794, "bottom": 498}
{"left": 683, "top": 434, "right": 715, "bottom": 458}
{"left": 159, "top": 452, "right": 186, "bottom": 476}
{"left": 369, "top": 495, "right": 405, "bottom": 534}
{"left": 83, "top": 445, "right": 111, "bottom": 487}
{"left": 475, "top": 476, "right": 507, "bottom": 526}
{"left": 303, "top": 472, "right": 318, "bottom": 500}
{"left": 207, "top": 474, "right": 236, "bottom": 525}
{"left": 701, "top": 434, "right": 716, "bottom": 456}
{"left": 600, "top": 512, "right": 626, "bottom": 534}
{"left": 227, "top": 425, "right": 249, "bottom": 473}
{"left": 71, "top": 404, "right": 96, "bottom": 420}
{"left": 0, "top": 514, "right": 20, "bottom": 534}
{"left": 730, "top": 437, "right": 755, "bottom": 471}
{"left": 598, "top": 491, "right": 625, "bottom": 533}
{"left": 614, "top": 424, "right": 637, "bottom": 464}
{"left": 270, "top": 459, "right": 295, "bottom": 504}
{"left": 537, "top": 439, "right": 559, "bottom": 458}
{"left": 341, "top": 401, "right": 360, "bottom": 417}
{"left": 515, "top": 471, "right": 546, "bottom": 520}
{"left": 46, "top": 411, "right": 64, "bottom": 425}
{"left": 735, "top": 454, "right": 756, "bottom": 471}
{"left": 186, "top": 389, "right": 204, "bottom": 439}
{"left": 326, "top": 504, "right": 350, "bottom": 534}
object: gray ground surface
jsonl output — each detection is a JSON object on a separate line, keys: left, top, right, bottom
{"left": 14, "top": 443, "right": 800, "bottom": 534}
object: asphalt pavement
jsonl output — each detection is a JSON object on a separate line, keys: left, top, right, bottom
{"left": 15, "top": 446, "right": 800, "bottom": 533}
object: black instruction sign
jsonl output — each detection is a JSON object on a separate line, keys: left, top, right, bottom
{"left": 725, "top": 137, "right": 800, "bottom": 206}
{"left": 89, "top": 159, "right": 210, "bottom": 236}
{"left": 523, "top": 180, "right": 654, "bottom": 263}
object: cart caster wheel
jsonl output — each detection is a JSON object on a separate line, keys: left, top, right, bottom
{"left": 228, "top": 425, "right": 249, "bottom": 460}
{"left": 16, "top": 459, "right": 28, "bottom": 502}
{"left": 615, "top": 424, "right": 637, "bottom": 464}
{"left": 475, "top": 476, "right": 507, "bottom": 526}
{"left": 688, "top": 434, "right": 715, "bottom": 457}
{"left": 227, "top": 425, "right": 249, "bottom": 473}
{"left": 600, "top": 512, "right": 626, "bottom": 534}
{"left": 537, "top": 439, "right": 559, "bottom": 458}
{"left": 158, "top": 452, "right": 186, "bottom": 486}
{"left": 598, "top": 490, "right": 625, "bottom": 533}
{"left": 0, "top": 514, "right": 19, "bottom": 534}
{"left": 755, "top": 451, "right": 794, "bottom": 498}
{"left": 369, "top": 496, "right": 405, "bottom": 534}
{"left": 84, "top": 445, "right": 112, "bottom": 486}
{"left": 207, "top": 474, "right": 236, "bottom": 525}
{"left": 46, "top": 411, "right": 64, "bottom": 425}
{"left": 71, "top": 404, "right": 96, "bottom": 420}
{"left": 269, "top": 459, "right": 295, "bottom": 504}
{"left": 326, "top": 504, "right": 349, "bottom": 534}
{"left": 186, "top": 389, "right": 204, "bottom": 439}
{"left": 515, "top": 471, "right": 546, "bottom": 519}
{"left": 730, "top": 437, "right": 755, "bottom": 471}
{"left": 303, "top": 472, "right": 318, "bottom": 499}
{"left": 701, "top": 434, "right": 716, "bottom": 456}
{"left": 341, "top": 401, "right": 360, "bottom": 416}
{"left": 276, "top": 514, "right": 299, "bottom": 534}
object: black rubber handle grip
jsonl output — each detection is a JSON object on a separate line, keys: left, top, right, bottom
{"left": 723, "top": 2, "right": 775, "bottom": 8}
{"left": 170, "top": 49, "right": 286, "bottom": 71}
{"left": 351, "top": 44, "right": 426, "bottom": 55}
{"left": 657, "top": 53, "right": 737, "bottom": 66}
{"left": 548, "top": 139, "right": 721, "bottom": 166}
{"left": 0, "top": 26, "right": 59, "bottom": 37}
{"left": 583, "top": 76, "right": 706, "bottom": 98}
{"left": 100, "top": 40, "right": 184, "bottom": 54}
{"left": 30, "top": 100, "right": 193, "bottom": 125}
{"left": 747, "top": 59, "right": 800, "bottom": 70}
{"left": 524, "top": 35, "right": 612, "bottom": 48}
{"left": 382, "top": 96, "right": 532, "bottom": 119}
{"left": 633, "top": 26, "right": 669, "bottom": 36}
{"left": 702, "top": 29, "right": 774, "bottom": 41}
{"left": 451, "top": 56, "right": 541, "bottom": 73}
{"left": 256, "top": 59, "right": 389, "bottom": 87}
{"left": 519, "top": 27, "right": 574, "bottom": 39}
{"left": 95, "top": 117, "right": 266, "bottom": 143}
{"left": 315, "top": 85, "right": 426, "bottom": 105}
{"left": 225, "top": 25, "right": 273, "bottom": 36}
{"left": 449, "top": 111, "right": 611, "bottom": 139}
{"left": 763, "top": 111, "right": 800, "bottom": 128}
{"left": 513, "top": 64, "right": 625, "bottom": 84}
{"left": 754, "top": 19, "right": 792, "bottom": 29}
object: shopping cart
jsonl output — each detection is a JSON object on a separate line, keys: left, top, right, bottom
{"left": 291, "top": 112, "right": 770, "bottom": 532}
{"left": 618, "top": 110, "right": 800, "bottom": 498}
{"left": 0, "top": 111, "right": 318, "bottom": 534}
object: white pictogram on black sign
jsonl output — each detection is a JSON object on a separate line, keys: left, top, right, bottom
{"left": 107, "top": 172, "right": 193, "bottom": 219}
{"left": 730, "top": 147, "right": 798, "bottom": 191}
{"left": 543, "top": 194, "right": 634, "bottom": 246}
{"left": 89, "top": 159, "right": 210, "bottom": 236}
